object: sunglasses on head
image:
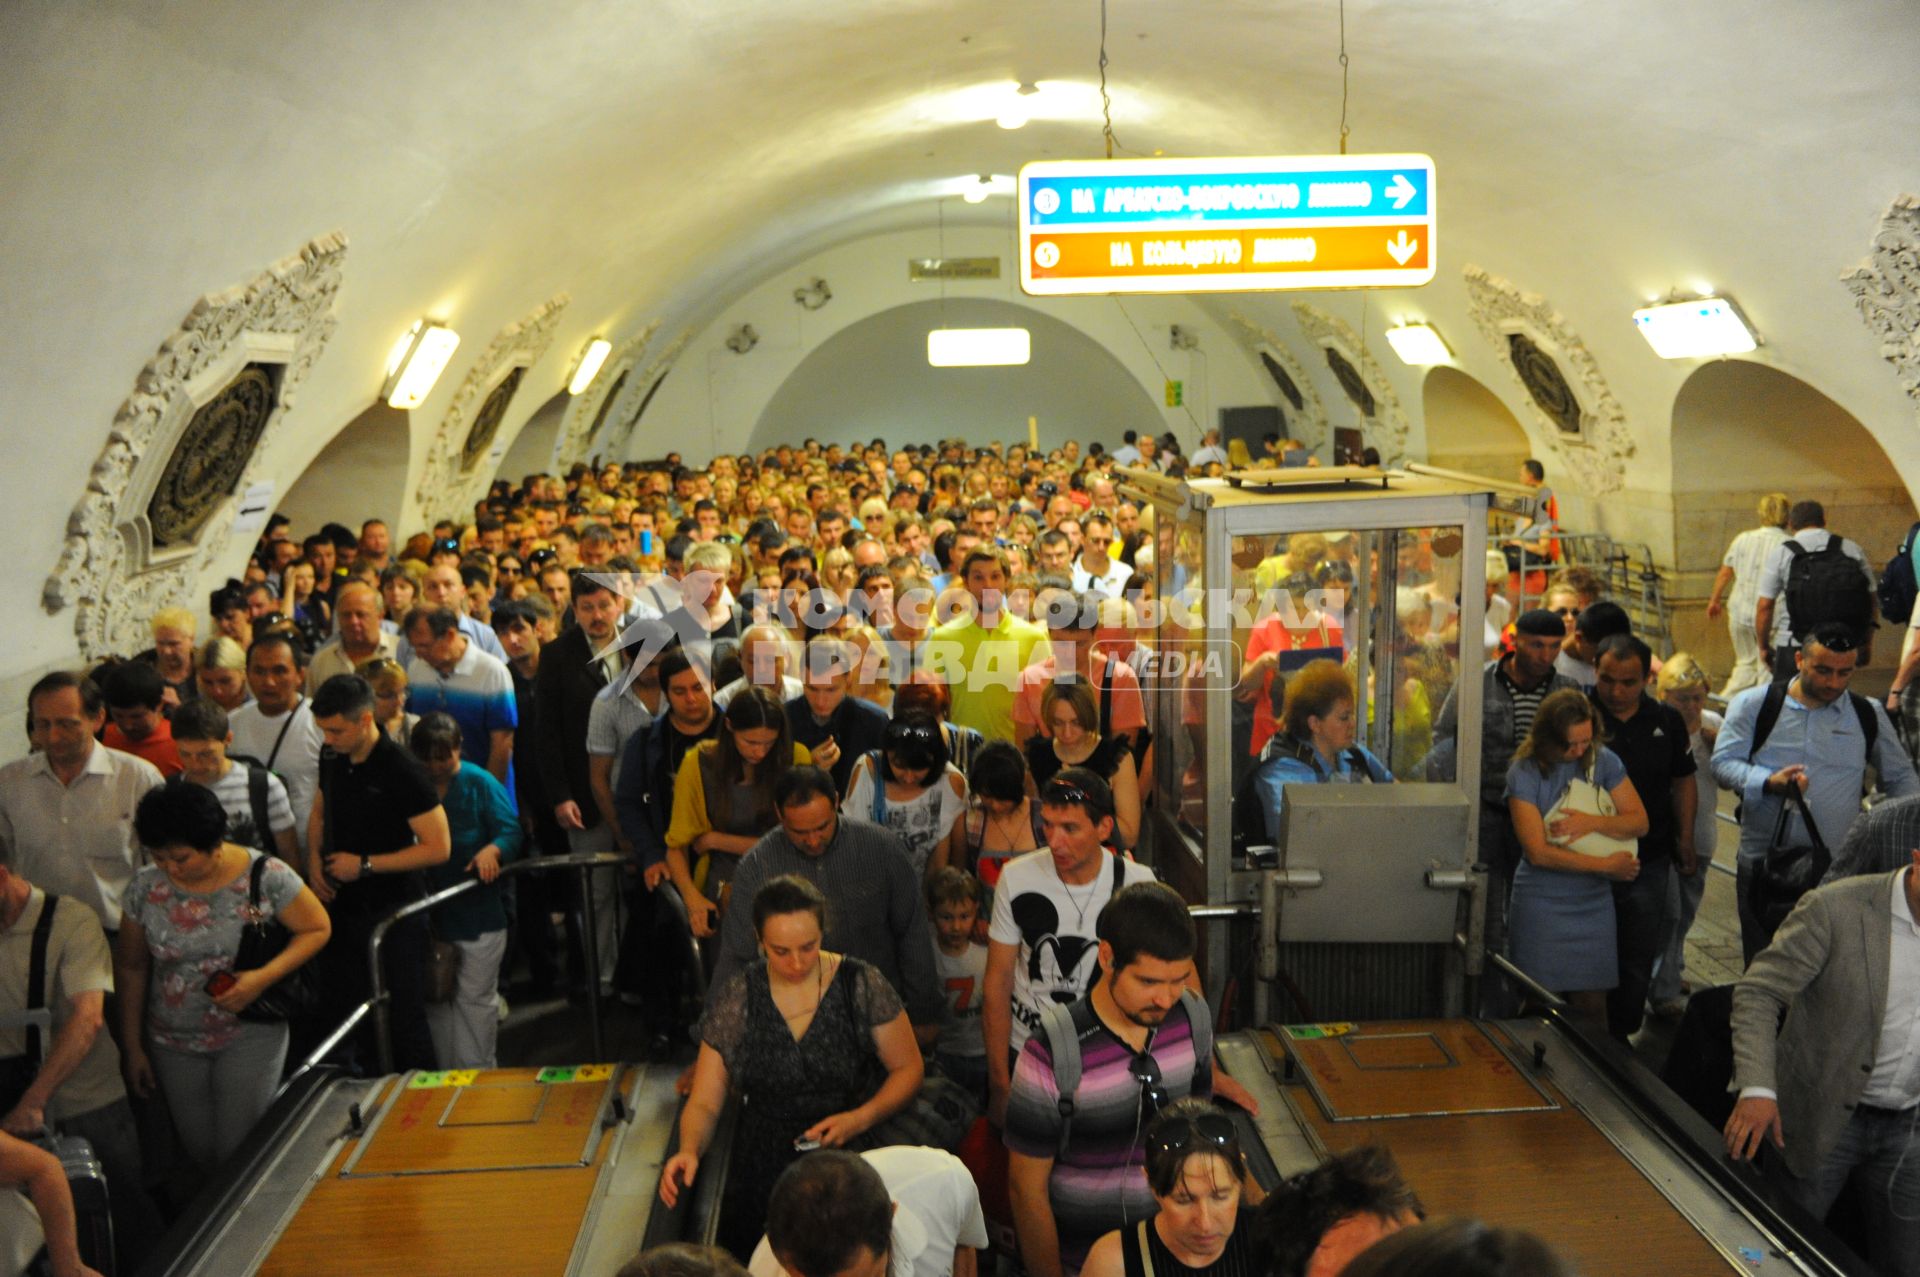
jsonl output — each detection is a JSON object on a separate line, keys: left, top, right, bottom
{"left": 1147, "top": 1112, "right": 1236, "bottom": 1159}
{"left": 1042, "top": 778, "right": 1092, "bottom": 806}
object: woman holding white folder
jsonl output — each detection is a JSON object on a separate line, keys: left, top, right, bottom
{"left": 1504, "top": 689, "right": 1648, "bottom": 1023}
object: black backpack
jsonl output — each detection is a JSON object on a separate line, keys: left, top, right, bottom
{"left": 1783, "top": 538, "right": 1874, "bottom": 642}
{"left": 1877, "top": 521, "right": 1920, "bottom": 625}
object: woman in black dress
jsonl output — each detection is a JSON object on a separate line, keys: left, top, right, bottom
{"left": 657, "top": 876, "right": 923, "bottom": 1258}
{"left": 1024, "top": 679, "right": 1143, "bottom": 847}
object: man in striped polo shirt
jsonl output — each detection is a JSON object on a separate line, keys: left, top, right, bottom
{"left": 1004, "top": 881, "right": 1213, "bottom": 1277}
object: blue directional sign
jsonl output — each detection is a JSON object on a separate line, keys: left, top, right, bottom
{"left": 1018, "top": 153, "right": 1437, "bottom": 295}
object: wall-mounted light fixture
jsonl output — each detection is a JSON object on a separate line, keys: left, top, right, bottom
{"left": 928, "top": 327, "right": 1031, "bottom": 367}
{"left": 726, "top": 324, "right": 760, "bottom": 355}
{"left": 1631, "top": 295, "right": 1758, "bottom": 358}
{"left": 381, "top": 320, "right": 460, "bottom": 409}
{"left": 792, "top": 278, "right": 833, "bottom": 311}
{"left": 1384, "top": 322, "right": 1452, "bottom": 366}
{"left": 566, "top": 338, "right": 613, "bottom": 395}
{"left": 997, "top": 82, "right": 1039, "bottom": 130}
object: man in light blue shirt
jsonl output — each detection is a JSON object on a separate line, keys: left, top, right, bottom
{"left": 1712, "top": 622, "right": 1919, "bottom": 960}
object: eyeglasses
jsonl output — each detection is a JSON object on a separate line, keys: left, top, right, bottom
{"left": 1130, "top": 1049, "right": 1168, "bottom": 1113}
{"left": 1146, "top": 1112, "right": 1236, "bottom": 1159}
{"left": 1811, "top": 631, "right": 1859, "bottom": 654}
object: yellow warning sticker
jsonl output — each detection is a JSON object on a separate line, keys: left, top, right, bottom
{"left": 573, "top": 1064, "right": 615, "bottom": 1082}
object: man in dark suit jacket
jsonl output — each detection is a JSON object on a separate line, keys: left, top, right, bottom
{"left": 534, "top": 570, "right": 629, "bottom": 988}
{"left": 1726, "top": 853, "right": 1920, "bottom": 1275}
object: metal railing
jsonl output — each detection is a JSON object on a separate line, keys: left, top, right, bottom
{"left": 283, "top": 850, "right": 651, "bottom": 1086}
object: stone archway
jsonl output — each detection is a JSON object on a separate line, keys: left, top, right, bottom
{"left": 496, "top": 389, "right": 570, "bottom": 486}
{"left": 1670, "top": 360, "right": 1915, "bottom": 676}
{"left": 1420, "top": 365, "right": 1531, "bottom": 480}
{"left": 745, "top": 297, "right": 1165, "bottom": 456}
{"left": 276, "top": 401, "right": 411, "bottom": 541}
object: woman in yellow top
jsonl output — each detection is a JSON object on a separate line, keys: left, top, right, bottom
{"left": 666, "top": 686, "right": 812, "bottom": 938}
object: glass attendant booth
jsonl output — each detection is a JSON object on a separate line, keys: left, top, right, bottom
{"left": 1116, "top": 465, "right": 1519, "bottom": 1023}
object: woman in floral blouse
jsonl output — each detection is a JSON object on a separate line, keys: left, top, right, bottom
{"left": 116, "top": 783, "right": 329, "bottom": 1169}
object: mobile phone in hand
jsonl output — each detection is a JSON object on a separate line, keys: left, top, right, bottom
{"left": 205, "top": 971, "right": 238, "bottom": 997}
{"left": 793, "top": 1136, "right": 822, "bottom": 1152}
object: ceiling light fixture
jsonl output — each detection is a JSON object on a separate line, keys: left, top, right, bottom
{"left": 928, "top": 327, "right": 1031, "bottom": 367}
{"left": 1631, "top": 296, "right": 1758, "bottom": 358}
{"left": 1384, "top": 322, "right": 1451, "bottom": 366}
{"left": 567, "top": 338, "right": 612, "bottom": 395}
{"left": 997, "top": 82, "right": 1038, "bottom": 129}
{"left": 962, "top": 175, "right": 994, "bottom": 204}
{"left": 381, "top": 320, "right": 460, "bottom": 409}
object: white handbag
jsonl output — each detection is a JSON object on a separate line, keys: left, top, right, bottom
{"left": 1543, "top": 777, "right": 1637, "bottom": 859}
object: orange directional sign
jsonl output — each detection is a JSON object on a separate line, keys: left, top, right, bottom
{"left": 1018, "top": 154, "right": 1436, "bottom": 295}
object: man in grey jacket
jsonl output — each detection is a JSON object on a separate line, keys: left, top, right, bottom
{"left": 1725, "top": 854, "right": 1920, "bottom": 1276}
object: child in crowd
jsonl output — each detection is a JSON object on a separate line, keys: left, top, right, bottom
{"left": 926, "top": 866, "right": 989, "bottom": 1104}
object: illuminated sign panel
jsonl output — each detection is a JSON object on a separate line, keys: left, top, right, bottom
{"left": 1018, "top": 154, "right": 1436, "bottom": 295}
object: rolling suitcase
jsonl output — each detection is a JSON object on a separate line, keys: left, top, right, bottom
{"left": 36, "top": 1133, "right": 114, "bottom": 1277}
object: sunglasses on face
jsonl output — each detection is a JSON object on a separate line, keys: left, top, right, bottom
{"left": 1147, "top": 1112, "right": 1236, "bottom": 1159}
{"left": 1131, "top": 1049, "right": 1168, "bottom": 1112}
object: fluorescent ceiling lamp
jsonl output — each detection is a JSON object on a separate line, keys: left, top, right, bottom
{"left": 928, "top": 327, "right": 1031, "bottom": 367}
{"left": 568, "top": 338, "right": 612, "bottom": 395}
{"left": 1385, "top": 323, "right": 1451, "bottom": 366}
{"left": 382, "top": 321, "right": 460, "bottom": 409}
{"left": 997, "top": 82, "right": 1038, "bottom": 129}
{"left": 1631, "top": 296, "right": 1758, "bottom": 359}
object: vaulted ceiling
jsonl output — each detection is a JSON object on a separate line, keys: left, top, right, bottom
{"left": 3, "top": 0, "right": 1917, "bottom": 678}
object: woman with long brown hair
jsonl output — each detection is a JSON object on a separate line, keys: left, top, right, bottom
{"left": 664, "top": 686, "right": 813, "bottom": 937}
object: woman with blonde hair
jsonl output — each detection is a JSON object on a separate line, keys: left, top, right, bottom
{"left": 1504, "top": 688, "right": 1648, "bottom": 1022}
{"left": 1705, "top": 492, "right": 1790, "bottom": 697}
{"left": 195, "top": 636, "right": 251, "bottom": 712}
{"left": 1648, "top": 653, "right": 1723, "bottom": 1018}
{"left": 357, "top": 658, "right": 419, "bottom": 746}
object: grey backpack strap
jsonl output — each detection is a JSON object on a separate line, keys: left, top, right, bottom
{"left": 1038, "top": 1000, "right": 1083, "bottom": 1159}
{"left": 1179, "top": 988, "right": 1214, "bottom": 1081}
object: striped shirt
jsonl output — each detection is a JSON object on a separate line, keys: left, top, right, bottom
{"left": 1003, "top": 998, "right": 1213, "bottom": 1271}
{"left": 1502, "top": 668, "right": 1550, "bottom": 746}
{"left": 406, "top": 642, "right": 519, "bottom": 796}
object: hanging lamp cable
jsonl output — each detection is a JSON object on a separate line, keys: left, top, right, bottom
{"left": 1098, "top": 0, "right": 1125, "bottom": 159}
{"left": 1337, "top": 0, "right": 1352, "bottom": 155}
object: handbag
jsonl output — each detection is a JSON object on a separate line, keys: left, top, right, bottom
{"left": 1746, "top": 787, "right": 1830, "bottom": 951}
{"left": 425, "top": 925, "right": 461, "bottom": 1005}
{"left": 233, "top": 855, "right": 320, "bottom": 1024}
{"left": 1542, "top": 776, "right": 1637, "bottom": 858}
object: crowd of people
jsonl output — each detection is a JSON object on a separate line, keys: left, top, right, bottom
{"left": 2, "top": 435, "right": 1913, "bottom": 1276}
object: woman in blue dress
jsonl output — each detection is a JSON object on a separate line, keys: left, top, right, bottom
{"left": 1504, "top": 688, "right": 1647, "bottom": 1024}
{"left": 1248, "top": 659, "right": 1394, "bottom": 844}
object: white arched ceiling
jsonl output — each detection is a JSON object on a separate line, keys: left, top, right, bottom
{"left": 3, "top": 0, "right": 1920, "bottom": 749}
{"left": 1421, "top": 367, "right": 1530, "bottom": 479}
{"left": 625, "top": 223, "right": 1274, "bottom": 463}
{"left": 276, "top": 402, "right": 411, "bottom": 541}
{"left": 495, "top": 389, "right": 571, "bottom": 485}
{"left": 746, "top": 297, "right": 1166, "bottom": 454}
{"left": 1669, "top": 359, "right": 1915, "bottom": 677}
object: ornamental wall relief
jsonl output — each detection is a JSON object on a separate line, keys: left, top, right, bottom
{"left": 1224, "top": 312, "right": 1328, "bottom": 450}
{"left": 414, "top": 293, "right": 569, "bottom": 522}
{"left": 602, "top": 327, "right": 692, "bottom": 460}
{"left": 44, "top": 232, "right": 347, "bottom": 659}
{"left": 1462, "top": 264, "right": 1635, "bottom": 495}
{"left": 1840, "top": 194, "right": 1920, "bottom": 404}
{"left": 552, "top": 320, "right": 661, "bottom": 469}
{"left": 1288, "top": 301, "right": 1411, "bottom": 462}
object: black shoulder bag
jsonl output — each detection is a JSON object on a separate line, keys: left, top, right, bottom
{"left": 233, "top": 855, "right": 319, "bottom": 1024}
{"left": 1746, "top": 787, "right": 1831, "bottom": 952}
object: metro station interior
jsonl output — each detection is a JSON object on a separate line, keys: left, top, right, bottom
{"left": 4, "top": 1, "right": 1920, "bottom": 1275}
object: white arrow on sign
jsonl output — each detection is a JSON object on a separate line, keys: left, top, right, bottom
{"left": 1386, "top": 231, "right": 1418, "bottom": 265}
{"left": 1387, "top": 174, "right": 1416, "bottom": 209}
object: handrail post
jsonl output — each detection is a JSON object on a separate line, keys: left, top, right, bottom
{"left": 369, "top": 915, "right": 395, "bottom": 1076}
{"left": 579, "top": 862, "right": 605, "bottom": 1061}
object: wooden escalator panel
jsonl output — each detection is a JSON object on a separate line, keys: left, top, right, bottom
{"left": 1277, "top": 1022, "right": 1737, "bottom": 1277}
{"left": 258, "top": 1066, "right": 624, "bottom": 1277}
